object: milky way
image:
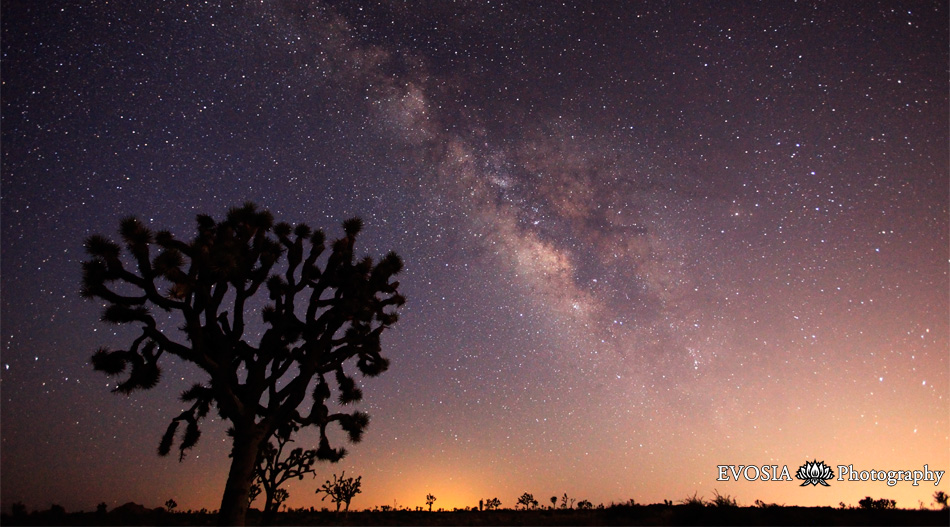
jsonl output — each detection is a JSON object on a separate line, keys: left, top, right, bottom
{"left": 2, "top": 1, "right": 947, "bottom": 513}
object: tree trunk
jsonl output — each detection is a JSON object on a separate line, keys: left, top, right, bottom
{"left": 218, "top": 429, "right": 264, "bottom": 526}
{"left": 260, "top": 496, "right": 276, "bottom": 527}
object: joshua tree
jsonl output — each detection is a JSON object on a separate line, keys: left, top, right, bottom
{"left": 82, "top": 203, "right": 404, "bottom": 525}
{"left": 935, "top": 491, "right": 949, "bottom": 510}
{"left": 248, "top": 484, "right": 262, "bottom": 508}
{"left": 252, "top": 422, "right": 319, "bottom": 525}
{"left": 316, "top": 472, "right": 362, "bottom": 513}
{"left": 577, "top": 500, "right": 592, "bottom": 510}
{"left": 517, "top": 492, "right": 535, "bottom": 510}
{"left": 165, "top": 499, "right": 177, "bottom": 513}
{"left": 270, "top": 489, "right": 289, "bottom": 515}
{"left": 560, "top": 493, "right": 574, "bottom": 509}
{"left": 426, "top": 494, "right": 436, "bottom": 511}
{"left": 550, "top": 496, "right": 557, "bottom": 509}
{"left": 484, "top": 497, "right": 501, "bottom": 511}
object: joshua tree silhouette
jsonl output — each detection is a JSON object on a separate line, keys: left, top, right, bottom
{"left": 252, "top": 422, "right": 319, "bottom": 525}
{"left": 426, "top": 494, "right": 437, "bottom": 511}
{"left": 560, "top": 493, "right": 574, "bottom": 509}
{"left": 316, "top": 472, "right": 362, "bottom": 513}
{"left": 517, "top": 492, "right": 535, "bottom": 510}
{"left": 82, "top": 203, "right": 404, "bottom": 525}
{"left": 935, "top": 491, "right": 949, "bottom": 510}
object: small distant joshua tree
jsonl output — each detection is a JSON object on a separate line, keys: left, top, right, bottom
{"left": 484, "top": 497, "right": 501, "bottom": 510}
{"left": 935, "top": 491, "right": 949, "bottom": 510}
{"left": 517, "top": 492, "right": 535, "bottom": 510}
{"left": 560, "top": 493, "right": 574, "bottom": 509}
{"left": 165, "top": 499, "right": 177, "bottom": 513}
{"left": 248, "top": 484, "right": 261, "bottom": 508}
{"left": 577, "top": 500, "right": 592, "bottom": 510}
{"left": 252, "top": 487, "right": 289, "bottom": 522}
{"left": 426, "top": 494, "right": 436, "bottom": 511}
{"left": 316, "top": 472, "right": 362, "bottom": 513}
{"left": 550, "top": 496, "right": 557, "bottom": 509}
{"left": 253, "top": 422, "right": 321, "bottom": 525}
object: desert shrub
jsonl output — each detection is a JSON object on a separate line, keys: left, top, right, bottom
{"left": 858, "top": 496, "right": 896, "bottom": 510}
{"left": 679, "top": 492, "right": 705, "bottom": 507}
{"left": 711, "top": 489, "right": 738, "bottom": 508}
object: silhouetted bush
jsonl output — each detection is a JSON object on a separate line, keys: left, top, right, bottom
{"left": 859, "top": 496, "right": 896, "bottom": 510}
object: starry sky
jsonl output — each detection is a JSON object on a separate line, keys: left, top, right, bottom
{"left": 1, "top": 0, "right": 947, "bottom": 514}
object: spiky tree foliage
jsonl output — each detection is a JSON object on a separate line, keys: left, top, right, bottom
{"left": 426, "top": 493, "right": 436, "bottom": 511}
{"left": 316, "top": 471, "right": 362, "bottom": 513}
{"left": 253, "top": 423, "right": 321, "bottom": 526}
{"left": 82, "top": 203, "right": 404, "bottom": 526}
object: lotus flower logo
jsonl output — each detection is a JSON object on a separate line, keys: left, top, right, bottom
{"left": 796, "top": 460, "right": 835, "bottom": 486}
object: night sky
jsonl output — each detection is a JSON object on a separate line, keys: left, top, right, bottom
{"left": 2, "top": 0, "right": 947, "bottom": 514}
